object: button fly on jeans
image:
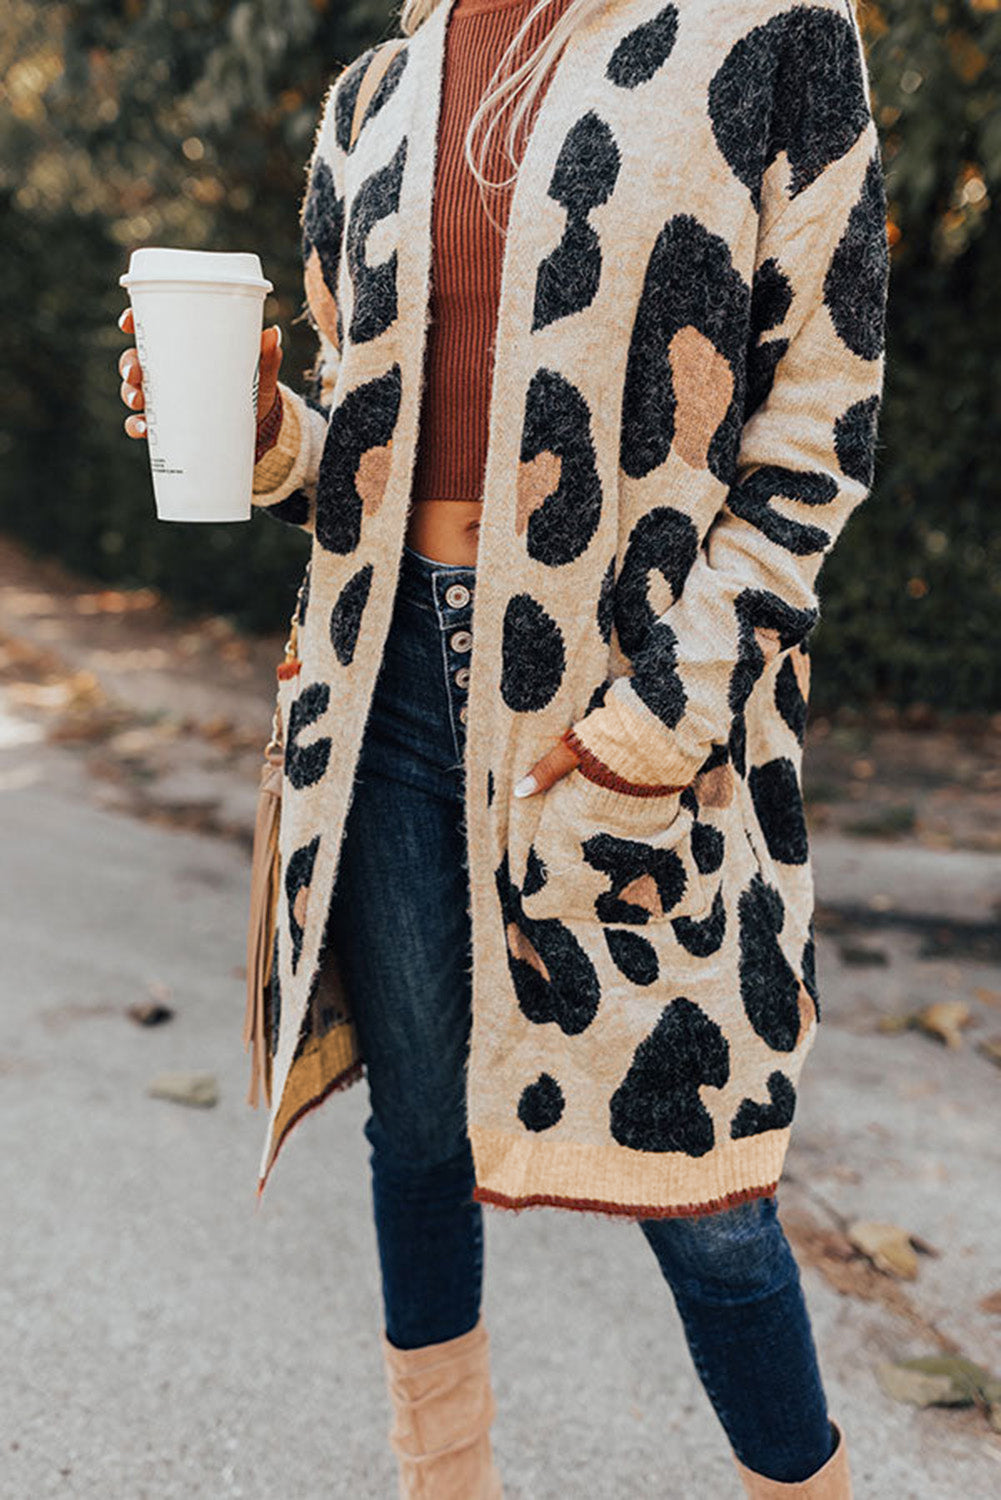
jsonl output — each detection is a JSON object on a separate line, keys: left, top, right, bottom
{"left": 445, "top": 583, "right": 471, "bottom": 609}
{"left": 450, "top": 629, "right": 472, "bottom": 653}
{"left": 454, "top": 666, "right": 471, "bottom": 690}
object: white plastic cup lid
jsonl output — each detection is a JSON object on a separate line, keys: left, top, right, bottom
{"left": 119, "top": 247, "right": 273, "bottom": 291}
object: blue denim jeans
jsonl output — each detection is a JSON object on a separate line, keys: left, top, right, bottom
{"left": 325, "top": 543, "right": 836, "bottom": 1484}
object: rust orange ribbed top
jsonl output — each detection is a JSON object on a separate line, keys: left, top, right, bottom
{"left": 411, "top": 0, "right": 574, "bottom": 503}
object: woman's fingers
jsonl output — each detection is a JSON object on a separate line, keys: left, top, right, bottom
{"left": 257, "top": 325, "right": 283, "bottom": 425}
{"left": 120, "top": 375, "right": 144, "bottom": 413}
{"left": 513, "top": 736, "right": 581, "bottom": 797}
{"left": 118, "top": 311, "right": 144, "bottom": 439}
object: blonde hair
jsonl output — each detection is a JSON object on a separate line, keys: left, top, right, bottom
{"left": 398, "top": 0, "right": 867, "bottom": 214}
{"left": 399, "top": 0, "right": 605, "bottom": 213}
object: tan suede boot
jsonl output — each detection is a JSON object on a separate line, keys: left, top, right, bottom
{"left": 380, "top": 1314, "right": 503, "bottom": 1499}
{"left": 732, "top": 1420, "right": 852, "bottom": 1499}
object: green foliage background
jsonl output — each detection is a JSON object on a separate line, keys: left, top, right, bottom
{"left": 1, "top": 0, "right": 998, "bottom": 714}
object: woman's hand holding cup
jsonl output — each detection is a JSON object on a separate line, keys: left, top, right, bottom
{"left": 116, "top": 308, "right": 284, "bottom": 441}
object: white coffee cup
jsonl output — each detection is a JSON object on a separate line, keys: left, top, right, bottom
{"left": 119, "top": 248, "right": 274, "bottom": 522}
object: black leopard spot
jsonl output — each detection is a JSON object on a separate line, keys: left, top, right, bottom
{"left": 744, "top": 256, "right": 793, "bottom": 419}
{"left": 621, "top": 215, "right": 750, "bottom": 482}
{"left": 500, "top": 594, "right": 565, "bottom": 711}
{"left": 605, "top": 4, "right": 679, "bottom": 89}
{"left": 267, "top": 925, "right": 281, "bottom": 1053}
{"left": 316, "top": 365, "right": 402, "bottom": 555}
{"left": 533, "top": 112, "right": 620, "bottom": 330}
{"left": 834, "top": 393, "right": 881, "bottom": 488}
{"left": 301, "top": 155, "right": 344, "bottom": 304}
{"left": 329, "top": 563, "right": 373, "bottom": 666}
{"left": 286, "top": 833, "right": 321, "bottom": 974}
{"left": 523, "top": 844, "right": 548, "bottom": 898}
{"left": 295, "top": 560, "right": 311, "bottom": 628}
{"left": 518, "top": 1073, "right": 565, "bottom": 1132}
{"left": 487, "top": 768, "right": 495, "bottom": 807}
{"left": 708, "top": 8, "right": 871, "bottom": 212}
{"left": 604, "top": 928, "right": 659, "bottom": 985}
{"left": 802, "top": 920, "right": 820, "bottom": 1021}
{"left": 358, "top": 45, "right": 408, "bottom": 134}
{"left": 518, "top": 369, "right": 603, "bottom": 565}
{"left": 673, "top": 885, "right": 727, "bottom": 957}
{"left": 597, "top": 554, "right": 616, "bottom": 645}
{"left": 346, "top": 137, "right": 406, "bottom": 345}
{"left": 494, "top": 854, "right": 601, "bottom": 1035}
{"left": 691, "top": 821, "right": 725, "bottom": 876}
{"left": 625, "top": 619, "right": 688, "bottom": 732}
{"left": 263, "top": 490, "right": 312, "bottom": 529}
{"left": 729, "top": 711, "right": 747, "bottom": 779}
{"left": 586, "top": 678, "right": 610, "bottom": 716}
{"left": 775, "top": 654, "right": 807, "bottom": 743}
{"left": 738, "top": 871, "right": 801, "bottom": 1051}
{"left": 825, "top": 152, "right": 889, "bottom": 361}
{"left": 583, "top": 831, "right": 690, "bottom": 925}
{"left": 729, "top": 466, "right": 839, "bottom": 558}
{"left": 614, "top": 508, "right": 700, "bottom": 658}
{"left": 730, "top": 588, "right": 819, "bottom": 719}
{"left": 748, "top": 757, "right": 808, "bottom": 865}
{"left": 334, "top": 51, "right": 372, "bottom": 154}
{"left": 730, "top": 1071, "right": 796, "bottom": 1139}
{"left": 284, "top": 682, "right": 332, "bottom": 790}
{"left": 610, "top": 997, "right": 729, "bottom": 1156}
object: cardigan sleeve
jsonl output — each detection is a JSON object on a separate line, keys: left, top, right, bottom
{"left": 251, "top": 69, "right": 348, "bottom": 534}
{"left": 568, "top": 7, "right": 890, "bottom": 790}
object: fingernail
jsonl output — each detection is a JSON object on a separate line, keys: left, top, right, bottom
{"left": 126, "top": 388, "right": 140, "bottom": 407}
{"left": 275, "top": 325, "right": 282, "bottom": 347}
{"left": 513, "top": 775, "right": 538, "bottom": 798}
{"left": 118, "top": 308, "right": 128, "bottom": 329}
{"left": 136, "top": 419, "right": 146, "bottom": 434}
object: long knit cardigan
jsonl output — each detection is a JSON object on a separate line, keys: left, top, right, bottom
{"left": 249, "top": 0, "right": 890, "bottom": 1218}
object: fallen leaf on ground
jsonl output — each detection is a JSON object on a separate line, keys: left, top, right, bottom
{"left": 879, "top": 1001, "right": 975, "bottom": 1048}
{"left": 877, "top": 1362, "right": 967, "bottom": 1407}
{"left": 147, "top": 1072, "right": 218, "bottom": 1108}
{"left": 126, "top": 1002, "right": 174, "bottom": 1027}
{"left": 916, "top": 1001, "right": 974, "bottom": 1047}
{"left": 976, "top": 1037, "right": 1001, "bottom": 1069}
{"left": 838, "top": 943, "right": 889, "bottom": 967}
{"left": 847, "top": 1221, "right": 929, "bottom": 1280}
{"left": 879, "top": 1354, "right": 1001, "bottom": 1429}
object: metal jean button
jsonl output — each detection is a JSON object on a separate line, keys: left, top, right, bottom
{"left": 444, "top": 583, "right": 471, "bottom": 609}
{"left": 458, "top": 703, "right": 468, "bottom": 724}
{"left": 450, "top": 629, "right": 472, "bottom": 653}
{"left": 454, "top": 666, "right": 471, "bottom": 690}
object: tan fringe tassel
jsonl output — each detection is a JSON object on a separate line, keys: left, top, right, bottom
{"left": 243, "top": 740, "right": 284, "bottom": 1109}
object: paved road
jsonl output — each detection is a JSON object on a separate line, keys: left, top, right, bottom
{"left": 1, "top": 682, "right": 1000, "bottom": 1499}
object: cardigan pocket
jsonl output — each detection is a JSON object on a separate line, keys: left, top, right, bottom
{"left": 519, "top": 770, "right": 711, "bottom": 926}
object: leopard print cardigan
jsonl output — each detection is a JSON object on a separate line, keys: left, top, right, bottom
{"left": 248, "top": 0, "right": 889, "bottom": 1218}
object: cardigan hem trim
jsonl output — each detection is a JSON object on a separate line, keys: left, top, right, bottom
{"left": 256, "top": 1054, "right": 364, "bottom": 1203}
{"left": 471, "top": 1179, "right": 780, "bottom": 1222}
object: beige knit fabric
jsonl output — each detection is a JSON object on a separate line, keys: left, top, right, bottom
{"left": 248, "top": 0, "right": 889, "bottom": 1218}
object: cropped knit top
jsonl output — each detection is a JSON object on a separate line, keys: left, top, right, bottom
{"left": 257, "top": 0, "right": 574, "bottom": 495}
{"left": 411, "top": 0, "right": 574, "bottom": 502}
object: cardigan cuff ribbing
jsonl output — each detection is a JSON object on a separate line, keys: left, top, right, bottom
{"left": 251, "top": 381, "right": 329, "bottom": 509}
{"left": 566, "top": 680, "right": 706, "bottom": 793}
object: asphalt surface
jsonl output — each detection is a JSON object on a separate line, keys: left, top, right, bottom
{"left": 1, "top": 675, "right": 1000, "bottom": 1499}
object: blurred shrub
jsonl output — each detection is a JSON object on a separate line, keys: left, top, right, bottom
{"left": 0, "top": 0, "right": 998, "bottom": 711}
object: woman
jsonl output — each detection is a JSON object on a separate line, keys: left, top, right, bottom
{"left": 119, "top": 0, "right": 889, "bottom": 1493}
